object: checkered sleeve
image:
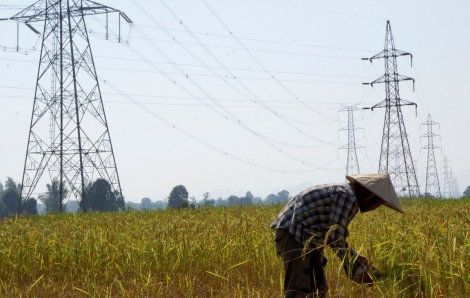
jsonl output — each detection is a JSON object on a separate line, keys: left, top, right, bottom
{"left": 327, "top": 190, "right": 356, "bottom": 250}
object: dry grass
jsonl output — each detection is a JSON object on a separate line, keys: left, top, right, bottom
{"left": 0, "top": 198, "right": 469, "bottom": 297}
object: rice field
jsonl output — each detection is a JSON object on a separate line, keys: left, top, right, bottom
{"left": 0, "top": 198, "right": 469, "bottom": 297}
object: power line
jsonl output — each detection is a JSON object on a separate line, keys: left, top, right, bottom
{"left": 96, "top": 3, "right": 345, "bottom": 132}
{"left": 91, "top": 19, "right": 359, "bottom": 129}
{"left": 0, "top": 86, "right": 347, "bottom": 127}
{"left": 198, "top": 0, "right": 342, "bottom": 123}
{"left": 0, "top": 86, "right": 373, "bottom": 106}
{"left": 0, "top": 56, "right": 375, "bottom": 79}
{"left": 102, "top": 78, "right": 343, "bottom": 172}
{"left": 102, "top": 19, "right": 376, "bottom": 53}
{"left": 118, "top": 41, "right": 341, "bottom": 150}
{"left": 0, "top": 95, "right": 347, "bottom": 110}
{"left": 140, "top": 0, "right": 342, "bottom": 136}
{"left": 120, "top": 17, "right": 342, "bottom": 144}
{"left": 91, "top": 31, "right": 360, "bottom": 60}
{"left": 94, "top": 57, "right": 372, "bottom": 79}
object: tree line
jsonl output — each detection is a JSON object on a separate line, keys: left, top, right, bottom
{"left": 0, "top": 177, "right": 122, "bottom": 218}
{"left": 139, "top": 185, "right": 293, "bottom": 210}
{"left": 4, "top": 180, "right": 468, "bottom": 217}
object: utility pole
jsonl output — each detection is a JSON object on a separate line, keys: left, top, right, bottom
{"left": 339, "top": 104, "right": 364, "bottom": 176}
{"left": 6, "top": 1, "right": 132, "bottom": 214}
{"left": 442, "top": 156, "right": 451, "bottom": 198}
{"left": 363, "top": 20, "right": 420, "bottom": 197}
{"left": 420, "top": 114, "right": 441, "bottom": 198}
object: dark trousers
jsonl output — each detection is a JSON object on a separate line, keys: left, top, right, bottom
{"left": 275, "top": 229, "right": 328, "bottom": 298}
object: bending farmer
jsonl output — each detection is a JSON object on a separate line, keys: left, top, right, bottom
{"left": 271, "top": 174, "right": 403, "bottom": 298}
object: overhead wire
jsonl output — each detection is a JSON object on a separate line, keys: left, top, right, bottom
{"left": 128, "top": 0, "right": 345, "bottom": 130}
{"left": 91, "top": 17, "right": 346, "bottom": 152}
{"left": 185, "top": 0, "right": 343, "bottom": 122}
{"left": 90, "top": 22, "right": 341, "bottom": 133}
{"left": 133, "top": 0, "right": 346, "bottom": 147}
{"left": 0, "top": 84, "right": 360, "bottom": 106}
{"left": 93, "top": 16, "right": 343, "bottom": 151}
{"left": 0, "top": 94, "right": 350, "bottom": 110}
{"left": 91, "top": 32, "right": 362, "bottom": 60}
{"left": 0, "top": 55, "right": 374, "bottom": 80}
{"left": 120, "top": 40, "right": 340, "bottom": 151}
{"left": 0, "top": 3, "right": 356, "bottom": 170}
{"left": 102, "top": 19, "right": 376, "bottom": 53}
{"left": 91, "top": 54, "right": 375, "bottom": 79}
{"left": 102, "top": 78, "right": 342, "bottom": 173}
{"left": 104, "top": 5, "right": 343, "bottom": 142}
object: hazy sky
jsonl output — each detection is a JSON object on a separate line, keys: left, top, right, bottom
{"left": 0, "top": 0, "right": 469, "bottom": 202}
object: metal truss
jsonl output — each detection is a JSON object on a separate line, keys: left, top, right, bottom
{"left": 363, "top": 20, "right": 420, "bottom": 197}
{"left": 7, "top": 0, "right": 132, "bottom": 213}
{"left": 420, "top": 114, "right": 441, "bottom": 198}
{"left": 339, "top": 104, "right": 364, "bottom": 176}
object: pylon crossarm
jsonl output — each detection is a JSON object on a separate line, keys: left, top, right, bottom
{"left": 370, "top": 75, "right": 386, "bottom": 87}
{"left": 396, "top": 75, "right": 415, "bottom": 91}
{"left": 370, "top": 100, "right": 387, "bottom": 111}
{"left": 11, "top": 0, "right": 121, "bottom": 23}
{"left": 368, "top": 50, "right": 386, "bottom": 62}
{"left": 10, "top": 0, "right": 49, "bottom": 23}
{"left": 395, "top": 99, "right": 417, "bottom": 107}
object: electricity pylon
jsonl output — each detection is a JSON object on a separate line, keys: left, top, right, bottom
{"left": 339, "top": 104, "right": 364, "bottom": 176}
{"left": 420, "top": 114, "right": 441, "bottom": 198}
{"left": 442, "top": 156, "right": 451, "bottom": 198}
{"left": 363, "top": 20, "right": 420, "bottom": 197}
{"left": 451, "top": 176, "right": 461, "bottom": 198}
{"left": 7, "top": 1, "right": 132, "bottom": 213}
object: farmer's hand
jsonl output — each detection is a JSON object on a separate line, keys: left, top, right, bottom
{"left": 355, "top": 254, "right": 369, "bottom": 266}
{"left": 353, "top": 270, "right": 374, "bottom": 285}
{"left": 352, "top": 255, "right": 374, "bottom": 286}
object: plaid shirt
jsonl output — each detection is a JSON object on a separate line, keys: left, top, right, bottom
{"left": 271, "top": 183, "right": 368, "bottom": 278}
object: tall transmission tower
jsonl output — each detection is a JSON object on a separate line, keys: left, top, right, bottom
{"left": 363, "top": 20, "right": 420, "bottom": 197}
{"left": 6, "top": 1, "right": 133, "bottom": 213}
{"left": 451, "top": 176, "right": 461, "bottom": 198}
{"left": 442, "top": 156, "right": 452, "bottom": 198}
{"left": 420, "top": 114, "right": 441, "bottom": 198}
{"left": 339, "top": 104, "right": 364, "bottom": 176}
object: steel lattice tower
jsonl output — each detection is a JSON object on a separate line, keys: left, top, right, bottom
{"left": 420, "top": 114, "right": 441, "bottom": 198}
{"left": 339, "top": 104, "right": 364, "bottom": 176}
{"left": 451, "top": 176, "right": 461, "bottom": 198}
{"left": 442, "top": 156, "right": 451, "bottom": 198}
{"left": 363, "top": 20, "right": 420, "bottom": 197}
{"left": 8, "top": 0, "right": 132, "bottom": 213}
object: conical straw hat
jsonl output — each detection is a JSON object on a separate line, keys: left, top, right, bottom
{"left": 346, "top": 174, "right": 403, "bottom": 214}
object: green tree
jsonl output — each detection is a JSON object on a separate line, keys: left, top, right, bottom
{"left": 40, "top": 179, "right": 67, "bottom": 213}
{"left": 141, "top": 197, "right": 153, "bottom": 210}
{"left": 168, "top": 185, "right": 189, "bottom": 209}
{"left": 2, "top": 189, "right": 19, "bottom": 216}
{"left": 0, "top": 200, "right": 6, "bottom": 218}
{"left": 23, "top": 198, "right": 38, "bottom": 215}
{"left": 202, "top": 192, "right": 215, "bottom": 207}
{"left": 240, "top": 191, "right": 253, "bottom": 206}
{"left": 5, "top": 177, "right": 19, "bottom": 193}
{"left": 81, "top": 179, "right": 120, "bottom": 212}
{"left": 265, "top": 193, "right": 278, "bottom": 204}
{"left": 227, "top": 195, "right": 240, "bottom": 206}
{"left": 464, "top": 186, "right": 470, "bottom": 197}
{"left": 1, "top": 178, "right": 20, "bottom": 216}
{"left": 277, "top": 190, "right": 291, "bottom": 203}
